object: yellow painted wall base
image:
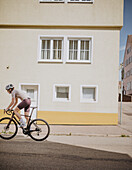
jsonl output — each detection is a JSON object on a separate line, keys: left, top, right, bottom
{"left": 0, "top": 109, "right": 118, "bottom": 125}
{"left": 37, "top": 110, "right": 118, "bottom": 125}
{"left": 0, "top": 109, "right": 7, "bottom": 119}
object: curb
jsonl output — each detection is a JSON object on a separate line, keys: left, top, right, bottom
{"left": 50, "top": 133, "right": 132, "bottom": 137}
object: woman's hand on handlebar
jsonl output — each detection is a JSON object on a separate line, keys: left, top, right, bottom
{"left": 4, "top": 109, "right": 13, "bottom": 115}
{"left": 4, "top": 108, "right": 8, "bottom": 112}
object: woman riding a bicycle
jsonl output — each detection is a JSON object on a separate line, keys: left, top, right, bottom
{"left": 5, "top": 84, "right": 31, "bottom": 128}
{"left": 0, "top": 85, "right": 50, "bottom": 141}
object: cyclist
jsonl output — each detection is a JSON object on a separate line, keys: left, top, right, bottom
{"left": 5, "top": 84, "right": 31, "bottom": 128}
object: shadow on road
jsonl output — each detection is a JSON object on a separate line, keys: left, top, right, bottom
{"left": 0, "top": 139, "right": 132, "bottom": 170}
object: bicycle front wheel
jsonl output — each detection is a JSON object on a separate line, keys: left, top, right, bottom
{"left": 29, "top": 119, "right": 50, "bottom": 141}
{"left": 0, "top": 117, "right": 18, "bottom": 140}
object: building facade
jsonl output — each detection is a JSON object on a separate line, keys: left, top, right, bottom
{"left": 0, "top": 0, "right": 123, "bottom": 124}
{"left": 123, "top": 35, "right": 132, "bottom": 96}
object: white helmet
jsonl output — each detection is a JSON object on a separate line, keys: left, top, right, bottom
{"left": 5, "top": 84, "right": 14, "bottom": 90}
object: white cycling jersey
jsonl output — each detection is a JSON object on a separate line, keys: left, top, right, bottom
{"left": 11, "top": 89, "right": 29, "bottom": 101}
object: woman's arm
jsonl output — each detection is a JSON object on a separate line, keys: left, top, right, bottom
{"left": 10, "top": 97, "right": 18, "bottom": 110}
{"left": 6, "top": 98, "right": 15, "bottom": 111}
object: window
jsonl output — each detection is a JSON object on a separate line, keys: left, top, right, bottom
{"left": 53, "top": 84, "right": 71, "bottom": 102}
{"left": 131, "top": 68, "right": 132, "bottom": 75}
{"left": 127, "top": 82, "right": 131, "bottom": 91}
{"left": 127, "top": 47, "right": 131, "bottom": 54}
{"left": 126, "top": 59, "right": 127, "bottom": 66}
{"left": 27, "top": 89, "right": 34, "bottom": 100}
{"left": 53, "top": 40, "right": 62, "bottom": 60}
{"left": 38, "top": 36, "right": 93, "bottom": 64}
{"left": 80, "top": 40, "right": 90, "bottom": 60}
{"left": 124, "top": 72, "right": 126, "bottom": 79}
{"left": 125, "top": 60, "right": 127, "bottom": 67}
{"left": 69, "top": 40, "right": 78, "bottom": 60}
{"left": 67, "top": 38, "right": 92, "bottom": 63}
{"left": 80, "top": 85, "right": 98, "bottom": 103}
{"left": 129, "top": 56, "right": 132, "bottom": 63}
{"left": 39, "top": 37, "right": 63, "bottom": 62}
{"left": 41, "top": 40, "right": 50, "bottom": 60}
{"left": 126, "top": 71, "right": 130, "bottom": 77}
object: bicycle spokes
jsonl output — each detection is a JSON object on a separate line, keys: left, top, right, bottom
{"left": 29, "top": 119, "right": 50, "bottom": 141}
{"left": 0, "top": 117, "right": 18, "bottom": 139}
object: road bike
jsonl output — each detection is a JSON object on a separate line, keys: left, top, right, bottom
{"left": 0, "top": 107, "right": 50, "bottom": 141}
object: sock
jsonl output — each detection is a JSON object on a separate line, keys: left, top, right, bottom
{"left": 20, "top": 118, "right": 25, "bottom": 125}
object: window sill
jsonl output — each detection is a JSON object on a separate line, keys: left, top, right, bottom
{"left": 39, "top": 0, "right": 64, "bottom": 3}
{"left": 80, "top": 99, "right": 97, "bottom": 103}
{"left": 68, "top": 1, "right": 93, "bottom": 3}
{"left": 39, "top": 0, "right": 94, "bottom": 3}
{"left": 53, "top": 98, "right": 71, "bottom": 102}
{"left": 66, "top": 60, "right": 91, "bottom": 64}
{"left": 38, "top": 59, "right": 63, "bottom": 63}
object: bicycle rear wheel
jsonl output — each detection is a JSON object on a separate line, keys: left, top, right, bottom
{"left": 0, "top": 117, "right": 18, "bottom": 140}
{"left": 29, "top": 119, "right": 50, "bottom": 141}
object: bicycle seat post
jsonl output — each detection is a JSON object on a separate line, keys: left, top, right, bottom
{"left": 30, "top": 107, "right": 37, "bottom": 119}
{"left": 30, "top": 108, "right": 34, "bottom": 119}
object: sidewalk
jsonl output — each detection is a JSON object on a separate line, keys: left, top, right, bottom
{"left": 49, "top": 102, "right": 132, "bottom": 137}
{"left": 48, "top": 102, "right": 132, "bottom": 157}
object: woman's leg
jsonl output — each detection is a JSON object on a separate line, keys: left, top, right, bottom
{"left": 14, "top": 107, "right": 26, "bottom": 127}
{"left": 24, "top": 98, "right": 31, "bottom": 124}
{"left": 24, "top": 112, "right": 29, "bottom": 124}
{"left": 14, "top": 107, "right": 21, "bottom": 119}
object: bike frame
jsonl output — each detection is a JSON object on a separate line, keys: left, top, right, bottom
{"left": 5, "top": 107, "right": 37, "bottom": 130}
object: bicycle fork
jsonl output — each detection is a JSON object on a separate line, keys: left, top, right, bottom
{"left": 4, "top": 113, "right": 15, "bottom": 131}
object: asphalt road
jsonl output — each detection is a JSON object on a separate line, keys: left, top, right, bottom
{"left": 0, "top": 138, "right": 132, "bottom": 170}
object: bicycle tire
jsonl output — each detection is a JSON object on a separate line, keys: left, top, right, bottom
{"left": 29, "top": 119, "right": 50, "bottom": 141}
{"left": 0, "top": 117, "right": 18, "bottom": 140}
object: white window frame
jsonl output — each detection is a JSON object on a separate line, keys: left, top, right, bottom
{"left": 80, "top": 85, "right": 98, "bottom": 103}
{"left": 67, "top": 36, "right": 93, "bottom": 64}
{"left": 53, "top": 84, "right": 71, "bottom": 102}
{"left": 38, "top": 36, "right": 64, "bottom": 63}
